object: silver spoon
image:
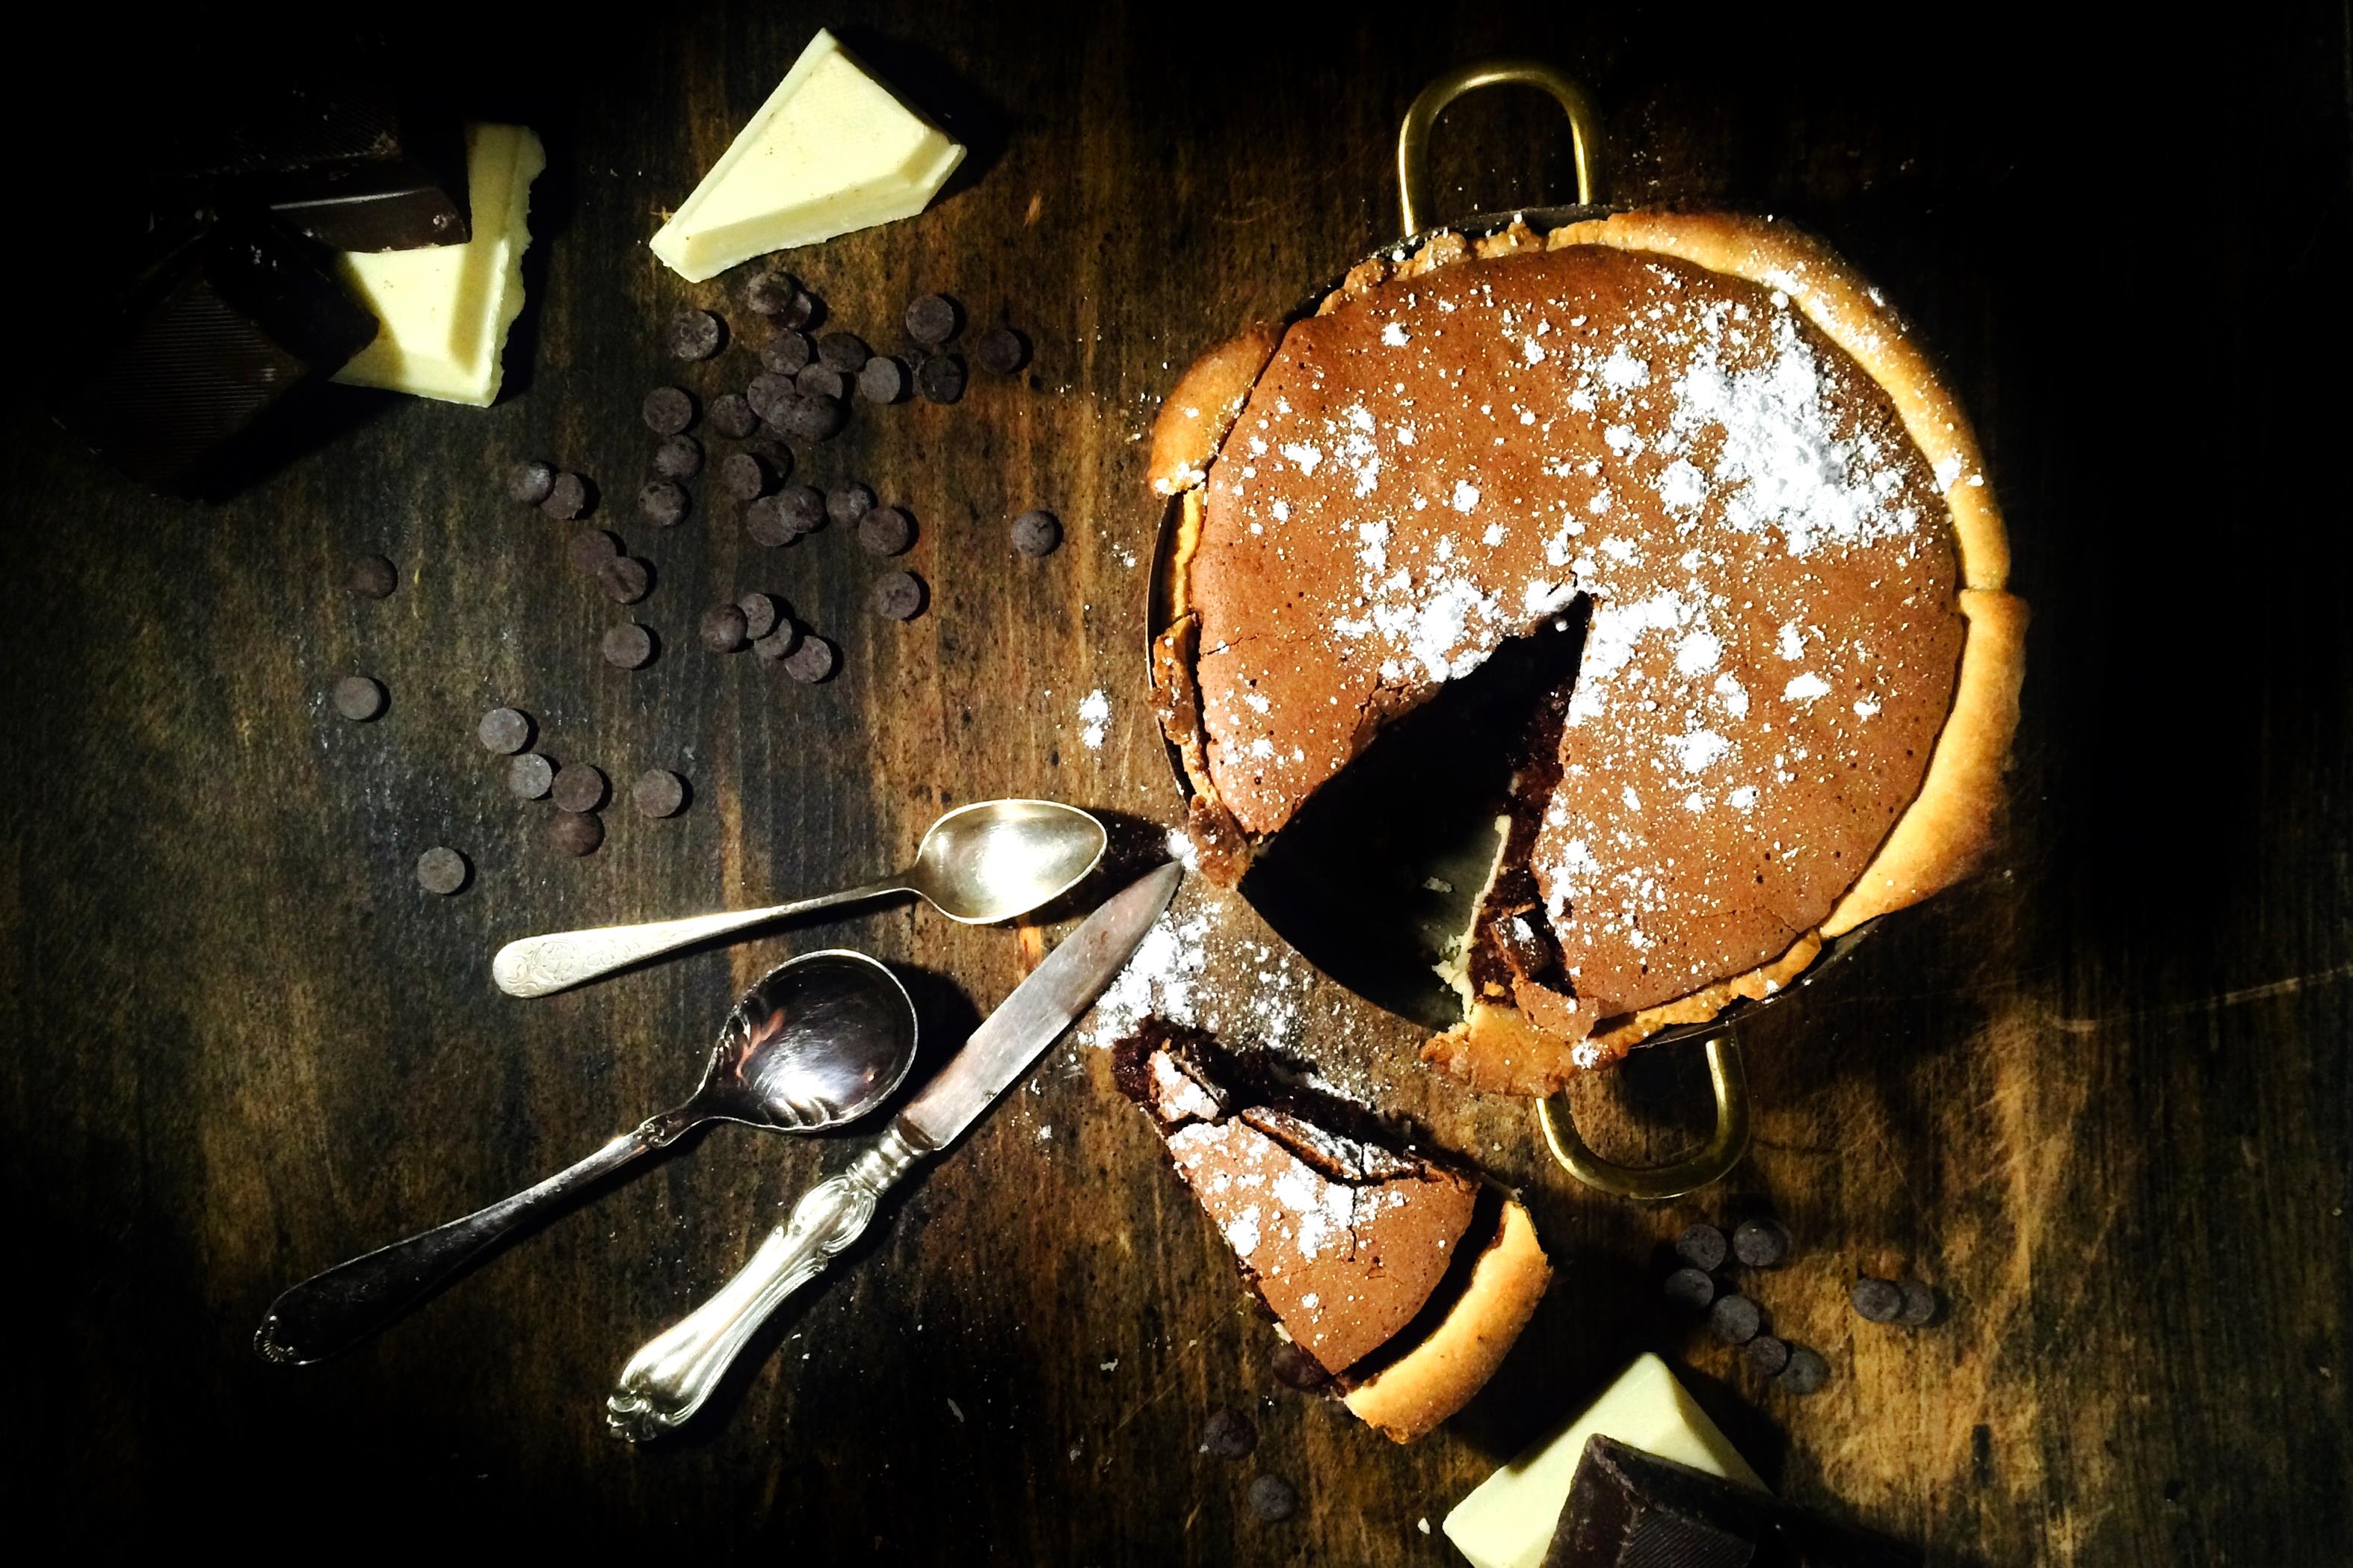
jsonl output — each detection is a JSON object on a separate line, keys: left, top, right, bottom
{"left": 492, "top": 799, "right": 1108, "bottom": 998}
{"left": 254, "top": 950, "right": 919, "bottom": 1365}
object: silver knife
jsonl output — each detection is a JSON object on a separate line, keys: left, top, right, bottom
{"left": 603, "top": 859, "right": 1182, "bottom": 1441}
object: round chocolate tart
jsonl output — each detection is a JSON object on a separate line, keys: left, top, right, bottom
{"left": 1147, "top": 211, "right": 2026, "bottom": 1095}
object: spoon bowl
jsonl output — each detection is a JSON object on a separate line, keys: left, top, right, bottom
{"left": 908, "top": 799, "right": 1108, "bottom": 924}
{"left": 696, "top": 951, "right": 920, "bottom": 1132}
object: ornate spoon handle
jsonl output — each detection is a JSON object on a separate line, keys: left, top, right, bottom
{"left": 492, "top": 878, "right": 904, "bottom": 997}
{"left": 605, "top": 1119, "right": 934, "bottom": 1441}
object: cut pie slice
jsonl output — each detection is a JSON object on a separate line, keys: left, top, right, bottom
{"left": 1112, "top": 1021, "right": 1550, "bottom": 1442}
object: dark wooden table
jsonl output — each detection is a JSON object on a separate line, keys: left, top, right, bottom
{"left": 7, "top": 4, "right": 2349, "bottom": 1560}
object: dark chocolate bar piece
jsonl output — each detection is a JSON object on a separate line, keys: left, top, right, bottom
{"left": 53, "top": 216, "right": 378, "bottom": 493}
{"left": 1545, "top": 1437, "right": 1919, "bottom": 1568}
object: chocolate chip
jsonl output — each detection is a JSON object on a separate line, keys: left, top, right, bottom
{"left": 871, "top": 570, "right": 925, "bottom": 621}
{"left": 771, "top": 392, "right": 844, "bottom": 441}
{"left": 1675, "top": 1223, "right": 1728, "bottom": 1273}
{"left": 1268, "top": 1342, "right": 1329, "bottom": 1390}
{"left": 1850, "top": 1277, "right": 1902, "bottom": 1324}
{"left": 550, "top": 763, "right": 608, "bottom": 815}
{"left": 744, "top": 270, "right": 801, "bottom": 318}
{"left": 638, "top": 480, "right": 689, "bottom": 528}
{"left": 718, "top": 451, "right": 771, "bottom": 501}
{"left": 348, "top": 553, "right": 396, "bottom": 599}
{"left": 916, "top": 354, "right": 966, "bottom": 404}
{"left": 665, "top": 309, "right": 724, "bottom": 361}
{"left": 1202, "top": 1407, "right": 1257, "bottom": 1461}
{"left": 1709, "top": 1293, "right": 1763, "bottom": 1345}
{"left": 737, "top": 592, "right": 782, "bottom": 641}
{"left": 753, "top": 623, "right": 801, "bottom": 661}
{"left": 540, "top": 472, "right": 589, "bottom": 520}
{"left": 782, "top": 636, "right": 837, "bottom": 683}
{"left": 762, "top": 332, "right": 813, "bottom": 374}
{"left": 477, "top": 706, "right": 531, "bottom": 754}
{"left": 700, "top": 603, "right": 749, "bottom": 652}
{"left": 744, "top": 496, "right": 798, "bottom": 548}
{"left": 776, "top": 484, "right": 827, "bottom": 535}
{"left": 1011, "top": 508, "right": 1061, "bottom": 557}
{"left": 332, "top": 676, "right": 385, "bottom": 721}
{"left": 709, "top": 392, "right": 760, "bottom": 439}
{"left": 1732, "top": 1217, "right": 1790, "bottom": 1269}
{"left": 1745, "top": 1335, "right": 1791, "bottom": 1377}
{"left": 904, "top": 293, "right": 959, "bottom": 345}
{"left": 508, "top": 753, "right": 554, "bottom": 800}
{"left": 1894, "top": 1280, "right": 1939, "bottom": 1327}
{"left": 641, "top": 386, "right": 696, "bottom": 435}
{"left": 857, "top": 355, "right": 907, "bottom": 404}
{"left": 1245, "top": 1475, "right": 1297, "bottom": 1523}
{"left": 746, "top": 373, "right": 797, "bottom": 423}
{"left": 597, "top": 557, "right": 652, "bottom": 605}
{"left": 602, "top": 623, "right": 655, "bottom": 670}
{"left": 975, "top": 327, "right": 1029, "bottom": 375}
{"left": 416, "top": 846, "right": 469, "bottom": 895}
{"left": 859, "top": 505, "right": 913, "bottom": 556}
{"left": 632, "top": 768, "right": 686, "bottom": 818}
{"left": 795, "top": 363, "right": 846, "bottom": 401}
{"left": 1664, "top": 1267, "right": 1716, "bottom": 1311}
{"left": 548, "top": 811, "right": 604, "bottom": 857}
{"left": 827, "top": 483, "right": 875, "bottom": 528}
{"left": 653, "top": 434, "right": 703, "bottom": 479}
{"left": 508, "top": 459, "right": 557, "bottom": 506}
{"left": 1778, "top": 1347, "right": 1830, "bottom": 1395}
{"left": 817, "top": 330, "right": 870, "bottom": 372}
{"left": 567, "top": 528, "right": 621, "bottom": 574}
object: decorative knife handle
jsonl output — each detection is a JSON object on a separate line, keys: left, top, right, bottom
{"left": 605, "top": 1118, "right": 933, "bottom": 1441}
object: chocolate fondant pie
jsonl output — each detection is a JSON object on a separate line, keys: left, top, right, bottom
{"left": 1148, "top": 211, "right": 2026, "bottom": 1094}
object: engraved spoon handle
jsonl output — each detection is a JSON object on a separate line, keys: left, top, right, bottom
{"left": 605, "top": 1119, "right": 933, "bottom": 1441}
{"left": 492, "top": 877, "right": 908, "bottom": 997}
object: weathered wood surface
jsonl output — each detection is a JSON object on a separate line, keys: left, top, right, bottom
{"left": 4, "top": 4, "right": 2349, "bottom": 1560}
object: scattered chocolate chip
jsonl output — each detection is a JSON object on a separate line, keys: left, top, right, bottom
{"left": 817, "top": 330, "right": 870, "bottom": 372}
{"left": 1676, "top": 1223, "right": 1728, "bottom": 1273}
{"left": 737, "top": 593, "right": 782, "bottom": 641}
{"left": 827, "top": 483, "right": 875, "bottom": 528}
{"left": 904, "top": 292, "right": 959, "bottom": 345}
{"left": 540, "top": 472, "right": 589, "bottom": 520}
{"left": 508, "top": 753, "right": 555, "bottom": 800}
{"left": 1850, "top": 1277, "right": 1902, "bottom": 1324}
{"left": 859, "top": 504, "right": 913, "bottom": 555}
{"left": 1894, "top": 1280, "right": 1939, "bottom": 1327}
{"left": 477, "top": 706, "right": 531, "bottom": 754}
{"left": 773, "top": 392, "right": 845, "bottom": 441}
{"left": 746, "top": 373, "right": 798, "bottom": 423}
{"left": 753, "top": 623, "right": 800, "bottom": 660}
{"left": 632, "top": 768, "right": 686, "bottom": 818}
{"left": 1732, "top": 1217, "right": 1791, "bottom": 1269}
{"left": 641, "top": 386, "right": 696, "bottom": 436}
{"left": 548, "top": 811, "right": 604, "bottom": 857}
{"left": 1246, "top": 1475, "right": 1298, "bottom": 1523}
{"left": 776, "top": 484, "right": 827, "bottom": 535}
{"left": 416, "top": 846, "right": 469, "bottom": 895}
{"left": 744, "top": 496, "right": 798, "bottom": 548}
{"left": 665, "top": 309, "right": 724, "bottom": 360}
{"left": 1202, "top": 1407, "right": 1258, "bottom": 1461}
{"left": 871, "top": 570, "right": 925, "bottom": 621}
{"left": 1779, "top": 1347, "right": 1830, "bottom": 1395}
{"left": 550, "top": 763, "right": 608, "bottom": 815}
{"left": 638, "top": 480, "right": 689, "bottom": 528}
{"left": 597, "top": 556, "right": 652, "bottom": 605}
{"left": 761, "top": 332, "right": 814, "bottom": 375}
{"left": 782, "top": 636, "right": 837, "bottom": 683}
{"left": 700, "top": 603, "right": 749, "bottom": 652}
{"left": 1709, "top": 1293, "right": 1763, "bottom": 1345}
{"left": 1745, "top": 1335, "right": 1791, "bottom": 1377}
{"left": 602, "top": 623, "right": 655, "bottom": 670}
{"left": 975, "top": 326, "right": 1029, "bottom": 375}
{"left": 348, "top": 553, "right": 397, "bottom": 599}
{"left": 795, "top": 362, "right": 846, "bottom": 401}
{"left": 916, "top": 354, "right": 966, "bottom": 404}
{"left": 1011, "top": 508, "right": 1061, "bottom": 557}
{"left": 332, "top": 676, "right": 385, "bottom": 721}
{"left": 653, "top": 434, "right": 703, "bottom": 479}
{"left": 718, "top": 451, "right": 771, "bottom": 501}
{"left": 508, "top": 459, "right": 557, "bottom": 506}
{"left": 709, "top": 392, "right": 760, "bottom": 439}
{"left": 857, "top": 354, "right": 907, "bottom": 404}
{"left": 567, "top": 528, "right": 622, "bottom": 575}
{"left": 1664, "top": 1267, "right": 1717, "bottom": 1311}
{"left": 1268, "top": 1342, "right": 1330, "bottom": 1390}
{"left": 744, "top": 270, "right": 801, "bottom": 317}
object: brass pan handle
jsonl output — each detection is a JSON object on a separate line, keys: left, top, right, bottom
{"left": 1535, "top": 1034, "right": 1751, "bottom": 1200}
{"left": 1397, "top": 59, "right": 1602, "bottom": 238}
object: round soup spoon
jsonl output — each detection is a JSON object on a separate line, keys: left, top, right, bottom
{"left": 492, "top": 799, "right": 1107, "bottom": 998}
{"left": 255, "top": 950, "right": 919, "bottom": 1365}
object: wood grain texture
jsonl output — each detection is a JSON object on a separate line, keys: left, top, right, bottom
{"left": 4, "top": 3, "right": 2349, "bottom": 1561}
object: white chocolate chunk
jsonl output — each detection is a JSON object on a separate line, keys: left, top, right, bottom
{"left": 333, "top": 124, "right": 544, "bottom": 406}
{"left": 1442, "top": 1353, "right": 1764, "bottom": 1568}
{"left": 649, "top": 28, "right": 963, "bottom": 282}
